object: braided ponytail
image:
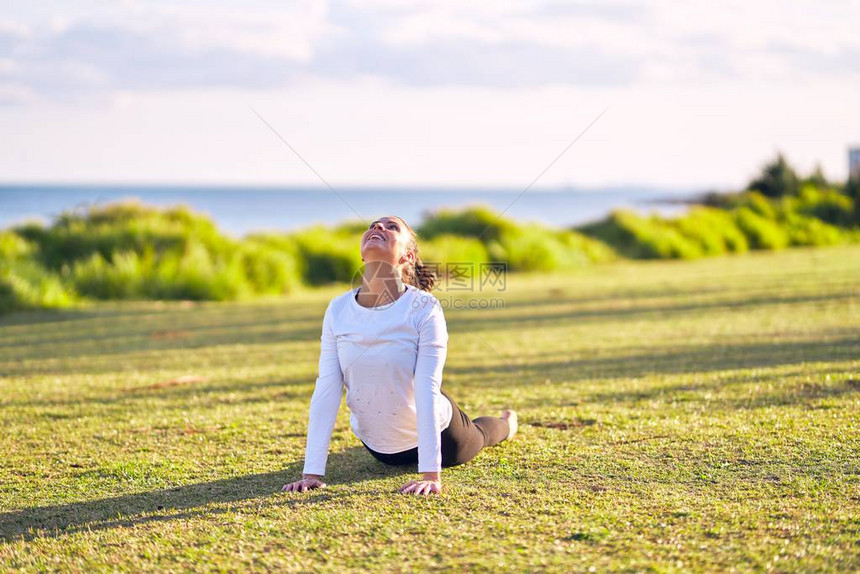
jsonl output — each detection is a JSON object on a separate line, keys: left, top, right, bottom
{"left": 394, "top": 217, "right": 437, "bottom": 292}
{"left": 407, "top": 257, "right": 438, "bottom": 292}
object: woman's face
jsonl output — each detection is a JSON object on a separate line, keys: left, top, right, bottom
{"left": 360, "top": 216, "right": 414, "bottom": 267}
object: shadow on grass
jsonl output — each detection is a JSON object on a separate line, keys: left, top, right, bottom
{"left": 583, "top": 367, "right": 860, "bottom": 409}
{"left": 489, "top": 284, "right": 730, "bottom": 310}
{"left": 494, "top": 359, "right": 858, "bottom": 417}
{"left": 5, "top": 289, "right": 856, "bottom": 371}
{"left": 449, "top": 290, "right": 858, "bottom": 333}
{"left": 0, "top": 306, "right": 176, "bottom": 328}
{"left": 0, "top": 298, "right": 326, "bottom": 330}
{"left": 0, "top": 318, "right": 322, "bottom": 363}
{"left": 450, "top": 334, "right": 860, "bottom": 387}
{"left": 2, "top": 374, "right": 313, "bottom": 410}
{"left": 0, "top": 446, "right": 412, "bottom": 543}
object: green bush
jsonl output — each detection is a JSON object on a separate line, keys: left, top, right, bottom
{"left": 244, "top": 233, "right": 301, "bottom": 257}
{"left": 733, "top": 208, "right": 789, "bottom": 250}
{"left": 555, "top": 230, "right": 618, "bottom": 264}
{"left": 418, "top": 205, "right": 518, "bottom": 243}
{"left": 737, "top": 191, "right": 779, "bottom": 220}
{"left": 333, "top": 219, "right": 370, "bottom": 236}
{"left": 0, "top": 258, "right": 76, "bottom": 313}
{"left": 8, "top": 202, "right": 305, "bottom": 304}
{"left": 288, "top": 226, "right": 363, "bottom": 286}
{"left": 578, "top": 210, "right": 704, "bottom": 259}
{"left": 11, "top": 222, "right": 50, "bottom": 249}
{"left": 483, "top": 224, "right": 611, "bottom": 271}
{"left": 236, "top": 242, "right": 303, "bottom": 295}
{"left": 420, "top": 234, "right": 489, "bottom": 269}
{"left": 70, "top": 251, "right": 147, "bottom": 299}
{"left": 0, "top": 230, "right": 77, "bottom": 312}
{"left": 671, "top": 207, "right": 749, "bottom": 255}
{"left": 24, "top": 200, "right": 233, "bottom": 271}
{"left": 491, "top": 225, "right": 565, "bottom": 272}
{"left": 68, "top": 240, "right": 304, "bottom": 302}
{"left": 0, "top": 231, "right": 36, "bottom": 260}
{"left": 788, "top": 185, "right": 855, "bottom": 227}
{"left": 782, "top": 214, "right": 843, "bottom": 247}
{"left": 3, "top": 181, "right": 857, "bottom": 314}
{"left": 145, "top": 242, "right": 250, "bottom": 301}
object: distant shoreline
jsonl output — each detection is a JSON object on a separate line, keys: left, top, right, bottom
{"left": 638, "top": 190, "right": 720, "bottom": 206}
{"left": 0, "top": 184, "right": 699, "bottom": 235}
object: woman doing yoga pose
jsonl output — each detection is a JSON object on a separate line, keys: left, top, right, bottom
{"left": 282, "top": 216, "right": 517, "bottom": 496}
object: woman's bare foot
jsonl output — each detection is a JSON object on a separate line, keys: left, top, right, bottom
{"left": 501, "top": 409, "right": 518, "bottom": 440}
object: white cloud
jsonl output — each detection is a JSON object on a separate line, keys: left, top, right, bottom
{"left": 1, "top": 0, "right": 858, "bottom": 102}
{"left": 138, "top": 3, "right": 334, "bottom": 61}
{"left": 0, "top": 1, "right": 335, "bottom": 99}
{"left": 0, "top": 83, "right": 33, "bottom": 105}
{"left": 0, "top": 1, "right": 858, "bottom": 186}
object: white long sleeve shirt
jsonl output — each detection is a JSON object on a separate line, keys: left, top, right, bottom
{"left": 302, "top": 283, "right": 453, "bottom": 475}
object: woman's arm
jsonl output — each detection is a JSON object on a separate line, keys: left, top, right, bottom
{"left": 284, "top": 302, "right": 344, "bottom": 491}
{"left": 405, "top": 297, "right": 448, "bottom": 494}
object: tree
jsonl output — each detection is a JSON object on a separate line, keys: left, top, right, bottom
{"left": 804, "top": 163, "right": 829, "bottom": 189}
{"left": 747, "top": 153, "right": 801, "bottom": 198}
{"left": 846, "top": 176, "right": 860, "bottom": 202}
{"left": 845, "top": 176, "right": 860, "bottom": 223}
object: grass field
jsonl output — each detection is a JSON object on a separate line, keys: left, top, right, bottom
{"left": 1, "top": 245, "right": 858, "bottom": 572}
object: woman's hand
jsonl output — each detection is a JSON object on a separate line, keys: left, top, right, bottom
{"left": 282, "top": 474, "right": 326, "bottom": 493}
{"left": 399, "top": 472, "right": 442, "bottom": 495}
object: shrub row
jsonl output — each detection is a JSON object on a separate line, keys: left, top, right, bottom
{"left": 1, "top": 201, "right": 615, "bottom": 312}
{"left": 577, "top": 185, "right": 855, "bottom": 260}
{"left": 415, "top": 205, "right": 616, "bottom": 272}
{"left": 0, "top": 231, "right": 77, "bottom": 313}
{"left": 2, "top": 182, "right": 858, "bottom": 312}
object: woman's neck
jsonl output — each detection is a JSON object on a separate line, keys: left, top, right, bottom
{"left": 356, "top": 263, "right": 407, "bottom": 308}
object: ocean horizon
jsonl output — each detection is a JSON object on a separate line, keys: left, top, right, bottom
{"left": 0, "top": 183, "right": 702, "bottom": 236}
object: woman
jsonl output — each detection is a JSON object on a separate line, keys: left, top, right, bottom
{"left": 282, "top": 215, "right": 517, "bottom": 496}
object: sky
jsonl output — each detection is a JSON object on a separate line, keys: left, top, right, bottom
{"left": 1, "top": 0, "right": 859, "bottom": 190}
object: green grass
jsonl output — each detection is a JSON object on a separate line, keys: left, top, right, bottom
{"left": 1, "top": 246, "right": 859, "bottom": 572}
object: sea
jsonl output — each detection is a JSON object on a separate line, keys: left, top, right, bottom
{"left": 0, "top": 184, "right": 700, "bottom": 237}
